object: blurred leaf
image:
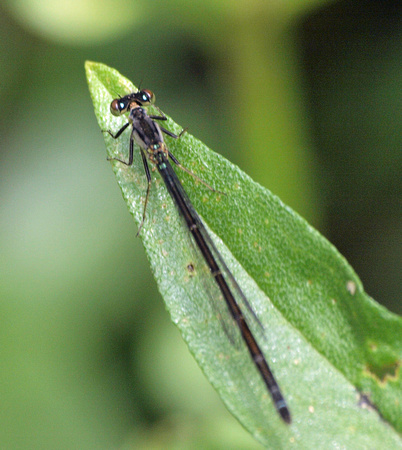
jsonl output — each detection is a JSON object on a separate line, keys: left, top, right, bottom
{"left": 86, "top": 61, "right": 402, "bottom": 447}
{"left": 3, "top": 0, "right": 142, "bottom": 45}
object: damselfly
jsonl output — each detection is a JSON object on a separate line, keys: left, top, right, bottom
{"left": 105, "top": 89, "right": 291, "bottom": 424}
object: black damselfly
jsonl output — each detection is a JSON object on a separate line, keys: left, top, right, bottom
{"left": 105, "top": 89, "right": 291, "bottom": 424}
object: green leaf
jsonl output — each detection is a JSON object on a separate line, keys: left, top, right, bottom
{"left": 86, "top": 61, "right": 402, "bottom": 448}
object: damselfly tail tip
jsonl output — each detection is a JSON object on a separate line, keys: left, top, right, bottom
{"left": 279, "top": 405, "right": 291, "bottom": 424}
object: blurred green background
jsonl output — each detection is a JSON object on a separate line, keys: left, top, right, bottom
{"left": 0, "top": 0, "right": 400, "bottom": 448}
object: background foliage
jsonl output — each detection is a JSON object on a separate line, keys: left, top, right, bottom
{"left": 0, "top": 0, "right": 400, "bottom": 448}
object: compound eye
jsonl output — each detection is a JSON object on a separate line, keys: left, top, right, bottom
{"left": 142, "top": 89, "right": 155, "bottom": 105}
{"left": 110, "top": 98, "right": 128, "bottom": 116}
{"left": 110, "top": 99, "right": 122, "bottom": 116}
